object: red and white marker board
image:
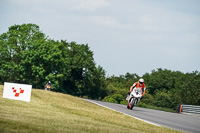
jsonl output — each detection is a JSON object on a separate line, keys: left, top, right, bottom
{"left": 3, "top": 82, "right": 32, "bottom": 102}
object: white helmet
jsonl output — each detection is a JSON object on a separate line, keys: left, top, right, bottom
{"left": 139, "top": 78, "right": 144, "bottom": 85}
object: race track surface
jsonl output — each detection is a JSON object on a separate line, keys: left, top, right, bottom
{"left": 85, "top": 99, "right": 200, "bottom": 133}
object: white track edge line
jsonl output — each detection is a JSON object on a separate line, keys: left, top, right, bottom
{"left": 83, "top": 99, "right": 161, "bottom": 127}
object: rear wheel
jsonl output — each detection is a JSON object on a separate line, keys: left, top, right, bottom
{"left": 130, "top": 98, "right": 135, "bottom": 110}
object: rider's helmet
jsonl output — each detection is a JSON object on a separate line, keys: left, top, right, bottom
{"left": 48, "top": 81, "right": 51, "bottom": 84}
{"left": 139, "top": 78, "right": 144, "bottom": 85}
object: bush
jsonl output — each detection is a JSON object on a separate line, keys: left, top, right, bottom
{"left": 141, "top": 93, "right": 154, "bottom": 106}
{"left": 154, "top": 89, "right": 173, "bottom": 108}
{"left": 120, "top": 99, "right": 127, "bottom": 105}
{"left": 102, "top": 94, "right": 124, "bottom": 104}
{"left": 136, "top": 102, "right": 148, "bottom": 108}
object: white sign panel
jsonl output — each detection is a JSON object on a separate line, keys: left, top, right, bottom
{"left": 3, "top": 82, "right": 32, "bottom": 102}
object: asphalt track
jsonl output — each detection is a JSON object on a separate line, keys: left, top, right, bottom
{"left": 85, "top": 99, "right": 200, "bottom": 133}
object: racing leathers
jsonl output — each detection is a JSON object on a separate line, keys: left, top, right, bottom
{"left": 127, "top": 82, "right": 146, "bottom": 103}
{"left": 129, "top": 81, "right": 146, "bottom": 96}
{"left": 45, "top": 83, "right": 52, "bottom": 91}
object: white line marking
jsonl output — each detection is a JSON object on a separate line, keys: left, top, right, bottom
{"left": 83, "top": 99, "right": 161, "bottom": 127}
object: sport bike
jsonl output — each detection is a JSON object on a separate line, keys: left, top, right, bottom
{"left": 45, "top": 85, "right": 51, "bottom": 91}
{"left": 126, "top": 90, "right": 142, "bottom": 110}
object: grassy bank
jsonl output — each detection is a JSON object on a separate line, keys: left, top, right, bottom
{"left": 0, "top": 85, "right": 182, "bottom": 133}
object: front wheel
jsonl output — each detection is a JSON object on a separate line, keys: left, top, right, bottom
{"left": 127, "top": 97, "right": 135, "bottom": 110}
{"left": 130, "top": 97, "right": 135, "bottom": 109}
{"left": 127, "top": 105, "right": 130, "bottom": 109}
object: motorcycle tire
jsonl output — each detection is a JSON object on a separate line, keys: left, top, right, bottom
{"left": 130, "top": 97, "right": 135, "bottom": 110}
{"left": 127, "top": 105, "right": 130, "bottom": 109}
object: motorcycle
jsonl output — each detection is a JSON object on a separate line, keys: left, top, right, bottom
{"left": 45, "top": 85, "right": 51, "bottom": 91}
{"left": 126, "top": 90, "right": 142, "bottom": 110}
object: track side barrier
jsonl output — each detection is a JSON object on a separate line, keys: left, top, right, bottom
{"left": 177, "top": 104, "right": 200, "bottom": 114}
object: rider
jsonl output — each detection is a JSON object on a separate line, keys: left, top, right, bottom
{"left": 127, "top": 78, "right": 146, "bottom": 102}
{"left": 45, "top": 81, "right": 52, "bottom": 91}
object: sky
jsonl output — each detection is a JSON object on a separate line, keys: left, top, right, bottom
{"left": 0, "top": 0, "right": 200, "bottom": 77}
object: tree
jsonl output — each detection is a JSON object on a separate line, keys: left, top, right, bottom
{"left": 0, "top": 24, "right": 47, "bottom": 85}
{"left": 103, "top": 69, "right": 200, "bottom": 110}
{"left": 0, "top": 24, "right": 71, "bottom": 91}
{"left": 175, "top": 71, "right": 200, "bottom": 105}
{"left": 0, "top": 23, "right": 107, "bottom": 98}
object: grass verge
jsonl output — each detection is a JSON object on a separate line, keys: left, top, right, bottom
{"left": 136, "top": 102, "right": 176, "bottom": 113}
{"left": 0, "top": 85, "right": 182, "bottom": 133}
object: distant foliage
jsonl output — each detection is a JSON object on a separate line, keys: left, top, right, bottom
{"left": 104, "top": 69, "right": 200, "bottom": 110}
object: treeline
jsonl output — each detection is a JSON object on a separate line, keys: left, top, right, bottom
{"left": 0, "top": 24, "right": 199, "bottom": 110}
{"left": 103, "top": 69, "right": 200, "bottom": 110}
{"left": 0, "top": 24, "right": 106, "bottom": 99}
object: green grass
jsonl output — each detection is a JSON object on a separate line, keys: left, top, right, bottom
{"left": 0, "top": 85, "right": 183, "bottom": 133}
{"left": 136, "top": 102, "right": 176, "bottom": 113}
{"left": 120, "top": 100, "right": 176, "bottom": 113}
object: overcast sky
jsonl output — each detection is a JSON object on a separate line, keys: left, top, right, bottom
{"left": 1, "top": 0, "right": 200, "bottom": 76}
